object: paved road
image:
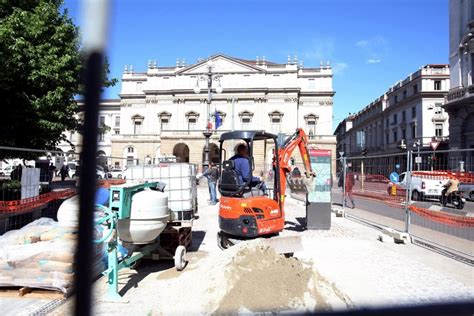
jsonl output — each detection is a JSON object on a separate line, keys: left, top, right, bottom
{"left": 332, "top": 191, "right": 473, "bottom": 242}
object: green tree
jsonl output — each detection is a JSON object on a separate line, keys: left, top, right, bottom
{"left": 0, "top": 0, "right": 116, "bottom": 159}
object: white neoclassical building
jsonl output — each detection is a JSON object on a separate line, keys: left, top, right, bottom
{"left": 60, "top": 54, "right": 337, "bottom": 171}
{"left": 335, "top": 64, "right": 450, "bottom": 157}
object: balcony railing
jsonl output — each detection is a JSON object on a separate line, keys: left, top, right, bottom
{"left": 447, "top": 85, "right": 474, "bottom": 102}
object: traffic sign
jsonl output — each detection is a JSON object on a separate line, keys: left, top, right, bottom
{"left": 430, "top": 141, "right": 440, "bottom": 151}
{"left": 415, "top": 156, "right": 422, "bottom": 164}
{"left": 390, "top": 172, "right": 399, "bottom": 183}
{"left": 395, "top": 163, "right": 400, "bottom": 169}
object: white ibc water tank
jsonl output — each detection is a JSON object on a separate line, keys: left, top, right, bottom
{"left": 57, "top": 195, "right": 80, "bottom": 227}
{"left": 117, "top": 189, "right": 169, "bottom": 244}
{"left": 123, "top": 164, "right": 196, "bottom": 220}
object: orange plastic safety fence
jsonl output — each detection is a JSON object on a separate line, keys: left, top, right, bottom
{"left": 96, "top": 179, "right": 126, "bottom": 188}
{"left": 409, "top": 206, "right": 474, "bottom": 228}
{"left": 0, "top": 188, "right": 76, "bottom": 213}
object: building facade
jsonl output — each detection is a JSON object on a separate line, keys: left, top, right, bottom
{"left": 60, "top": 54, "right": 337, "bottom": 172}
{"left": 444, "top": 0, "right": 474, "bottom": 150}
{"left": 335, "top": 65, "right": 450, "bottom": 157}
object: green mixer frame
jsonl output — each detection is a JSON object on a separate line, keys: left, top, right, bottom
{"left": 95, "top": 182, "right": 188, "bottom": 301}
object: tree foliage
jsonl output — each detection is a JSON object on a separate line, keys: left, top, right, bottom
{"left": 0, "top": 0, "right": 116, "bottom": 159}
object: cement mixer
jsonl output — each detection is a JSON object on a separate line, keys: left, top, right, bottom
{"left": 95, "top": 182, "right": 191, "bottom": 301}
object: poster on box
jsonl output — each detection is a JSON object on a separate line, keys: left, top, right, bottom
{"left": 21, "top": 167, "right": 40, "bottom": 199}
{"left": 307, "top": 149, "right": 332, "bottom": 203}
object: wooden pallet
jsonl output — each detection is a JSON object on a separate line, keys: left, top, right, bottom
{"left": 0, "top": 286, "right": 68, "bottom": 299}
{"left": 160, "top": 226, "right": 192, "bottom": 253}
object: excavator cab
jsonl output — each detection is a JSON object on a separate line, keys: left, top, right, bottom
{"left": 218, "top": 131, "right": 283, "bottom": 245}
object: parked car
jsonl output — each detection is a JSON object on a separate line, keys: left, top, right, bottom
{"left": 459, "top": 183, "right": 474, "bottom": 201}
{"left": 108, "top": 168, "right": 124, "bottom": 179}
{"left": 0, "top": 165, "right": 13, "bottom": 177}
{"left": 387, "top": 172, "right": 449, "bottom": 201}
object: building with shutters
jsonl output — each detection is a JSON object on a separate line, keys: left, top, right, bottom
{"left": 334, "top": 64, "right": 450, "bottom": 157}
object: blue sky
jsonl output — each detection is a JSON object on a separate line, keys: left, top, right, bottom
{"left": 64, "top": 0, "right": 448, "bottom": 132}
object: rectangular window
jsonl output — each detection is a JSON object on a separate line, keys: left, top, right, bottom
{"left": 188, "top": 118, "right": 197, "bottom": 130}
{"left": 160, "top": 118, "right": 169, "bottom": 131}
{"left": 403, "top": 90, "right": 407, "bottom": 99}
{"left": 386, "top": 118, "right": 389, "bottom": 127}
{"left": 99, "top": 133, "right": 105, "bottom": 142}
{"left": 241, "top": 117, "right": 251, "bottom": 130}
{"left": 393, "top": 114, "right": 397, "bottom": 124}
{"left": 402, "top": 128, "right": 406, "bottom": 140}
{"left": 434, "top": 80, "right": 441, "bottom": 90}
{"left": 434, "top": 103, "right": 442, "bottom": 115}
{"left": 386, "top": 133, "right": 389, "bottom": 145}
{"left": 271, "top": 117, "right": 281, "bottom": 134}
{"left": 402, "top": 111, "right": 406, "bottom": 122}
{"left": 133, "top": 121, "right": 142, "bottom": 134}
{"left": 412, "top": 106, "right": 416, "bottom": 119}
{"left": 394, "top": 95, "right": 398, "bottom": 103}
{"left": 115, "top": 116, "right": 120, "bottom": 127}
{"left": 412, "top": 125, "right": 416, "bottom": 138}
{"left": 114, "top": 130, "right": 120, "bottom": 135}
{"left": 393, "top": 130, "right": 398, "bottom": 142}
{"left": 413, "top": 84, "right": 418, "bottom": 94}
{"left": 306, "top": 121, "right": 316, "bottom": 136}
{"left": 99, "top": 116, "right": 105, "bottom": 126}
{"left": 435, "top": 123, "right": 443, "bottom": 137}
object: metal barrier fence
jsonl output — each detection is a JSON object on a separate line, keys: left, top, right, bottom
{"left": 336, "top": 149, "right": 474, "bottom": 263}
{"left": 0, "top": 146, "right": 78, "bottom": 233}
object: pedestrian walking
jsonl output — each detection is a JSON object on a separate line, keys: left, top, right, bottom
{"left": 59, "top": 164, "right": 69, "bottom": 182}
{"left": 49, "top": 163, "right": 56, "bottom": 182}
{"left": 201, "top": 163, "right": 219, "bottom": 205}
{"left": 344, "top": 169, "right": 355, "bottom": 208}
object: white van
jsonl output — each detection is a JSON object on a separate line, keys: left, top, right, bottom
{"left": 389, "top": 172, "right": 449, "bottom": 201}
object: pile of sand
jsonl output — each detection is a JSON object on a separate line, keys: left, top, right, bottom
{"left": 215, "top": 244, "right": 313, "bottom": 313}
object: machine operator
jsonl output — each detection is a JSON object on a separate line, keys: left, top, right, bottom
{"left": 230, "top": 144, "right": 267, "bottom": 195}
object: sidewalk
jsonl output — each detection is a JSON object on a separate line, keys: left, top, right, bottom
{"left": 52, "top": 185, "right": 473, "bottom": 314}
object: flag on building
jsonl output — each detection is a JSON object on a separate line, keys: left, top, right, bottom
{"left": 215, "top": 110, "right": 222, "bottom": 129}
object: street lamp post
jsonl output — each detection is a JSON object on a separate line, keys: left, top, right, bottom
{"left": 194, "top": 60, "right": 223, "bottom": 171}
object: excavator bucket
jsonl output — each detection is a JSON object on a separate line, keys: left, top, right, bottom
{"left": 260, "top": 235, "right": 304, "bottom": 256}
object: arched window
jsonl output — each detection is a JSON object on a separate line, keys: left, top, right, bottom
{"left": 127, "top": 146, "right": 134, "bottom": 153}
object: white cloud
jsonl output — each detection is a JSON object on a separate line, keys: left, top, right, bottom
{"left": 355, "top": 36, "right": 389, "bottom": 64}
{"left": 332, "top": 62, "right": 348, "bottom": 74}
{"left": 367, "top": 58, "right": 381, "bottom": 64}
{"left": 355, "top": 40, "right": 369, "bottom": 48}
{"left": 300, "top": 37, "right": 348, "bottom": 74}
{"left": 302, "top": 37, "right": 335, "bottom": 63}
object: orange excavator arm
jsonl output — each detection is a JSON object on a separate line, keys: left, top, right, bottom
{"left": 277, "top": 128, "right": 315, "bottom": 204}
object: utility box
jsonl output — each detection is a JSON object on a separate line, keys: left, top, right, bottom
{"left": 305, "top": 149, "right": 332, "bottom": 230}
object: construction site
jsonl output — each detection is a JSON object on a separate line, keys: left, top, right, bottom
{"left": 0, "top": 129, "right": 472, "bottom": 315}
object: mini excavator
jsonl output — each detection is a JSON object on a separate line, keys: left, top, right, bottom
{"left": 217, "top": 128, "right": 314, "bottom": 249}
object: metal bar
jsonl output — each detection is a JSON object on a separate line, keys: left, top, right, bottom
{"left": 342, "top": 156, "right": 347, "bottom": 210}
{"left": 404, "top": 150, "right": 412, "bottom": 233}
{"left": 74, "top": 0, "right": 110, "bottom": 314}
